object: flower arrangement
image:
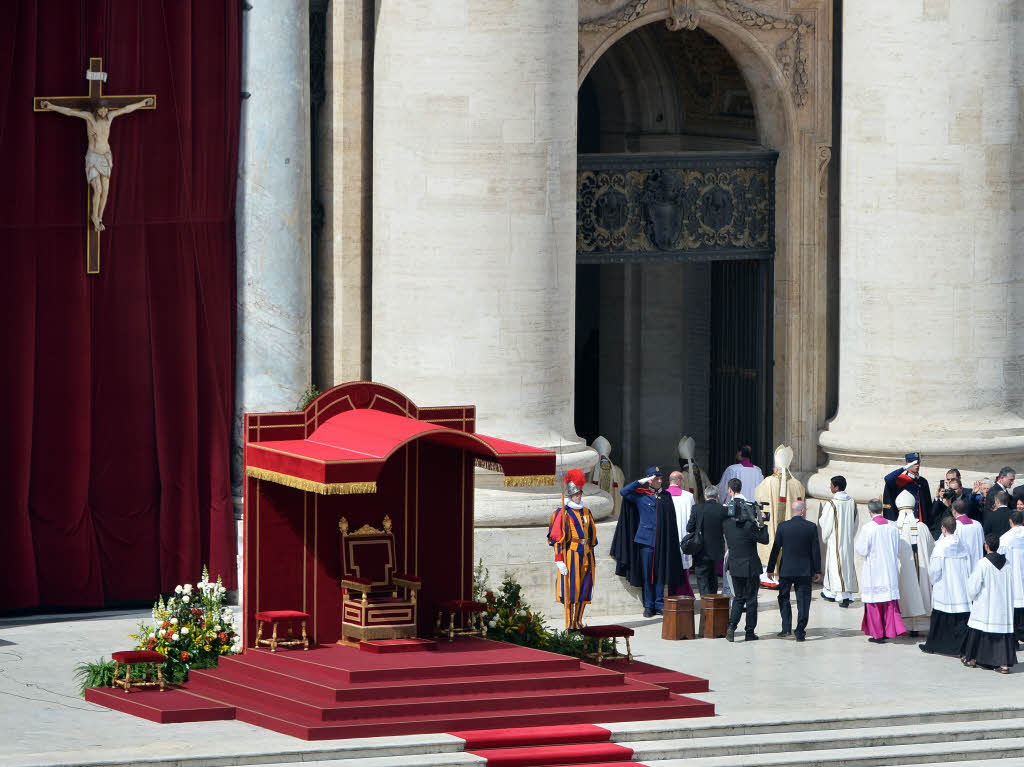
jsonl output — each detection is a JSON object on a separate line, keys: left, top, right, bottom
{"left": 128, "top": 566, "right": 240, "bottom": 683}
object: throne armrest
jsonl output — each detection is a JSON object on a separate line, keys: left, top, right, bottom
{"left": 393, "top": 573, "right": 421, "bottom": 590}
{"left": 341, "top": 576, "right": 374, "bottom": 594}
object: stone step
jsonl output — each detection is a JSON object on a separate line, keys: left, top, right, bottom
{"left": 627, "top": 717, "right": 1024, "bottom": 761}
{"left": 641, "top": 736, "right": 1024, "bottom": 767}
{"left": 603, "top": 705, "right": 1024, "bottom": 741}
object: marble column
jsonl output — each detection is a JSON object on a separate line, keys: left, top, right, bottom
{"left": 809, "top": 0, "right": 1024, "bottom": 500}
{"left": 234, "top": 0, "right": 312, "bottom": 490}
{"left": 373, "top": 1, "right": 626, "bottom": 616}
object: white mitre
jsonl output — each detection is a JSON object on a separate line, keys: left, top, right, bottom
{"left": 678, "top": 435, "right": 696, "bottom": 461}
{"left": 591, "top": 435, "right": 611, "bottom": 459}
{"left": 896, "top": 489, "right": 916, "bottom": 514}
{"left": 774, "top": 444, "right": 794, "bottom": 471}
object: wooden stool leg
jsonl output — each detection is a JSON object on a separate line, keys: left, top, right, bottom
{"left": 124, "top": 664, "right": 132, "bottom": 693}
{"left": 111, "top": 661, "right": 120, "bottom": 690}
{"left": 595, "top": 638, "right": 604, "bottom": 665}
{"left": 301, "top": 620, "right": 309, "bottom": 650}
{"left": 448, "top": 612, "right": 456, "bottom": 642}
{"left": 157, "top": 663, "right": 165, "bottom": 691}
{"left": 270, "top": 622, "right": 279, "bottom": 653}
{"left": 435, "top": 610, "right": 442, "bottom": 637}
{"left": 625, "top": 636, "right": 633, "bottom": 664}
{"left": 255, "top": 621, "right": 264, "bottom": 649}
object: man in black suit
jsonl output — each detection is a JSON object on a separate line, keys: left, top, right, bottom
{"left": 722, "top": 478, "right": 770, "bottom": 642}
{"left": 766, "top": 500, "right": 822, "bottom": 641}
{"left": 985, "top": 467, "right": 1015, "bottom": 514}
{"left": 984, "top": 490, "right": 1014, "bottom": 539}
{"left": 686, "top": 484, "right": 726, "bottom": 594}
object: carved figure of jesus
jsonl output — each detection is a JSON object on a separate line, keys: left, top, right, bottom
{"left": 39, "top": 98, "right": 153, "bottom": 231}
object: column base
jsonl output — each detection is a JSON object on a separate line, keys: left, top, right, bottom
{"left": 808, "top": 416, "right": 1024, "bottom": 502}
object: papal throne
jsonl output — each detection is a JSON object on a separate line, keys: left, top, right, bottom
{"left": 338, "top": 515, "right": 421, "bottom": 643}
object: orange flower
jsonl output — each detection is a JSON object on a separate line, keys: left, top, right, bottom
{"left": 179, "top": 651, "right": 190, "bottom": 662}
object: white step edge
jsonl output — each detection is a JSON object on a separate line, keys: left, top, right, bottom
{"left": 629, "top": 717, "right": 1024, "bottom": 760}
{"left": 640, "top": 735, "right": 1024, "bottom": 767}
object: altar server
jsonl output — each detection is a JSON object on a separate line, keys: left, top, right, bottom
{"left": 920, "top": 516, "right": 971, "bottom": 655}
{"left": 953, "top": 498, "right": 984, "bottom": 563}
{"left": 961, "top": 534, "right": 1016, "bottom": 673}
{"left": 819, "top": 475, "right": 859, "bottom": 607}
{"left": 895, "top": 489, "right": 933, "bottom": 636}
{"left": 855, "top": 499, "right": 907, "bottom": 643}
{"left": 717, "top": 445, "right": 764, "bottom": 502}
{"left": 997, "top": 510, "right": 1024, "bottom": 641}
{"left": 548, "top": 469, "right": 597, "bottom": 630}
{"left": 883, "top": 452, "right": 931, "bottom": 522}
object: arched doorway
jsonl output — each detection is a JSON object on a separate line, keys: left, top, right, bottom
{"left": 575, "top": 22, "right": 776, "bottom": 480}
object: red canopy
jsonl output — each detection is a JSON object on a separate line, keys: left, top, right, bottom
{"left": 245, "top": 407, "right": 555, "bottom": 495}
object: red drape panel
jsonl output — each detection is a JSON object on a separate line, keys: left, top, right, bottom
{"left": 0, "top": 0, "right": 240, "bottom": 610}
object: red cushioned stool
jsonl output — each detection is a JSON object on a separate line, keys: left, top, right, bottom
{"left": 579, "top": 625, "right": 634, "bottom": 665}
{"left": 111, "top": 650, "right": 167, "bottom": 693}
{"left": 435, "top": 600, "right": 488, "bottom": 642}
{"left": 254, "top": 610, "right": 311, "bottom": 652}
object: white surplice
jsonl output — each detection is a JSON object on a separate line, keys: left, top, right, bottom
{"left": 896, "top": 508, "right": 933, "bottom": 626}
{"left": 854, "top": 517, "right": 901, "bottom": 603}
{"left": 717, "top": 462, "right": 765, "bottom": 501}
{"left": 820, "top": 491, "right": 859, "bottom": 598}
{"left": 967, "top": 556, "right": 1015, "bottom": 634}
{"left": 954, "top": 515, "right": 984, "bottom": 564}
{"left": 669, "top": 488, "right": 695, "bottom": 569}
{"left": 928, "top": 534, "right": 971, "bottom": 613}
{"left": 998, "top": 526, "right": 1024, "bottom": 609}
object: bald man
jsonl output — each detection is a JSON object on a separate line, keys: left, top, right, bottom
{"left": 766, "top": 501, "right": 821, "bottom": 641}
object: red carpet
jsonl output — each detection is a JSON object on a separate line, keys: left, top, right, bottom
{"left": 84, "top": 638, "right": 712, "bottom": 740}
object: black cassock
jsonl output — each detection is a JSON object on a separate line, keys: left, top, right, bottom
{"left": 610, "top": 490, "right": 686, "bottom": 588}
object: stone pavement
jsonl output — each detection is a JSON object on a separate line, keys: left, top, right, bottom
{"left": 1, "top": 591, "right": 1019, "bottom": 767}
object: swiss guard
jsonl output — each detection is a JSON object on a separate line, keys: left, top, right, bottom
{"left": 883, "top": 452, "right": 932, "bottom": 522}
{"left": 548, "top": 468, "right": 598, "bottom": 630}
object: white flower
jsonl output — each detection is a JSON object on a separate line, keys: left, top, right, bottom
{"left": 170, "top": 618, "right": 178, "bottom": 625}
{"left": 181, "top": 627, "right": 189, "bottom": 635}
{"left": 174, "top": 585, "right": 183, "bottom": 594}
{"left": 488, "top": 618, "right": 498, "bottom": 628}
{"left": 182, "top": 596, "right": 190, "bottom": 603}
{"left": 183, "top": 584, "right": 192, "bottom": 594}
{"left": 149, "top": 633, "right": 156, "bottom": 639}
{"left": 158, "top": 629, "right": 165, "bottom": 637}
{"left": 171, "top": 633, "right": 179, "bottom": 641}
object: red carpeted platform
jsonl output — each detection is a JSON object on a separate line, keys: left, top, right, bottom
{"left": 84, "top": 637, "right": 713, "bottom": 740}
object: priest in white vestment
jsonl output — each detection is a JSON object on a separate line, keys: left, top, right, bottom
{"left": 895, "top": 489, "right": 933, "bottom": 636}
{"left": 920, "top": 516, "right": 971, "bottom": 656}
{"left": 997, "top": 510, "right": 1024, "bottom": 641}
{"left": 754, "top": 445, "right": 804, "bottom": 587}
{"left": 819, "top": 475, "right": 859, "bottom": 606}
{"left": 666, "top": 471, "right": 695, "bottom": 597}
{"left": 961, "top": 533, "right": 1017, "bottom": 672}
{"left": 717, "top": 445, "right": 764, "bottom": 504}
{"left": 953, "top": 497, "right": 984, "bottom": 563}
{"left": 855, "top": 499, "right": 907, "bottom": 642}
{"left": 677, "top": 436, "right": 712, "bottom": 500}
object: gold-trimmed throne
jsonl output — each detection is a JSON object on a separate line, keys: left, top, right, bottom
{"left": 338, "top": 515, "right": 421, "bottom": 643}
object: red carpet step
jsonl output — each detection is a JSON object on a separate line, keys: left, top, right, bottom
{"left": 470, "top": 742, "right": 635, "bottom": 767}
{"left": 359, "top": 638, "right": 437, "bottom": 653}
{"left": 452, "top": 723, "right": 613, "bottom": 749}
{"left": 598, "top": 658, "right": 710, "bottom": 694}
{"left": 85, "top": 637, "right": 713, "bottom": 740}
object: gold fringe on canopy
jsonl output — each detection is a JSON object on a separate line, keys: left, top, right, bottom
{"left": 245, "top": 466, "right": 377, "bottom": 495}
{"left": 503, "top": 474, "right": 557, "bottom": 487}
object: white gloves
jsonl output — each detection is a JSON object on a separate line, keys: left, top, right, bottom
{"left": 904, "top": 462, "right": 919, "bottom": 472}
{"left": 556, "top": 561, "right": 568, "bottom": 576}
{"left": 638, "top": 475, "right": 657, "bottom": 485}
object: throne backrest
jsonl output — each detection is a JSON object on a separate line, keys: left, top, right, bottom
{"left": 339, "top": 516, "right": 396, "bottom": 592}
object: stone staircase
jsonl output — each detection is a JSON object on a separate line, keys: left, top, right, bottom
{"left": 40, "top": 706, "right": 1024, "bottom": 767}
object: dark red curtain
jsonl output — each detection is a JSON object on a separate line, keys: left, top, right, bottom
{"left": 0, "top": 0, "right": 240, "bottom": 610}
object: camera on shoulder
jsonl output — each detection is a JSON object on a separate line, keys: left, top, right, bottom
{"left": 728, "top": 498, "right": 769, "bottom": 525}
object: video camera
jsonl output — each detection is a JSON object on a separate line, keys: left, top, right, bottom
{"left": 727, "top": 498, "right": 770, "bottom": 526}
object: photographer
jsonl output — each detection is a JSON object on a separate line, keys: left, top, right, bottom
{"left": 928, "top": 485, "right": 959, "bottom": 541}
{"left": 722, "top": 478, "right": 770, "bottom": 641}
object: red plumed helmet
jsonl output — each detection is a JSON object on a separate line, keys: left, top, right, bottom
{"left": 564, "top": 468, "right": 586, "bottom": 495}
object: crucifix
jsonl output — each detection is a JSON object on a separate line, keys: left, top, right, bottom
{"left": 34, "top": 58, "right": 157, "bottom": 274}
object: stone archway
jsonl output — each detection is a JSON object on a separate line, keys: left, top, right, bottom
{"left": 578, "top": 0, "right": 833, "bottom": 477}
